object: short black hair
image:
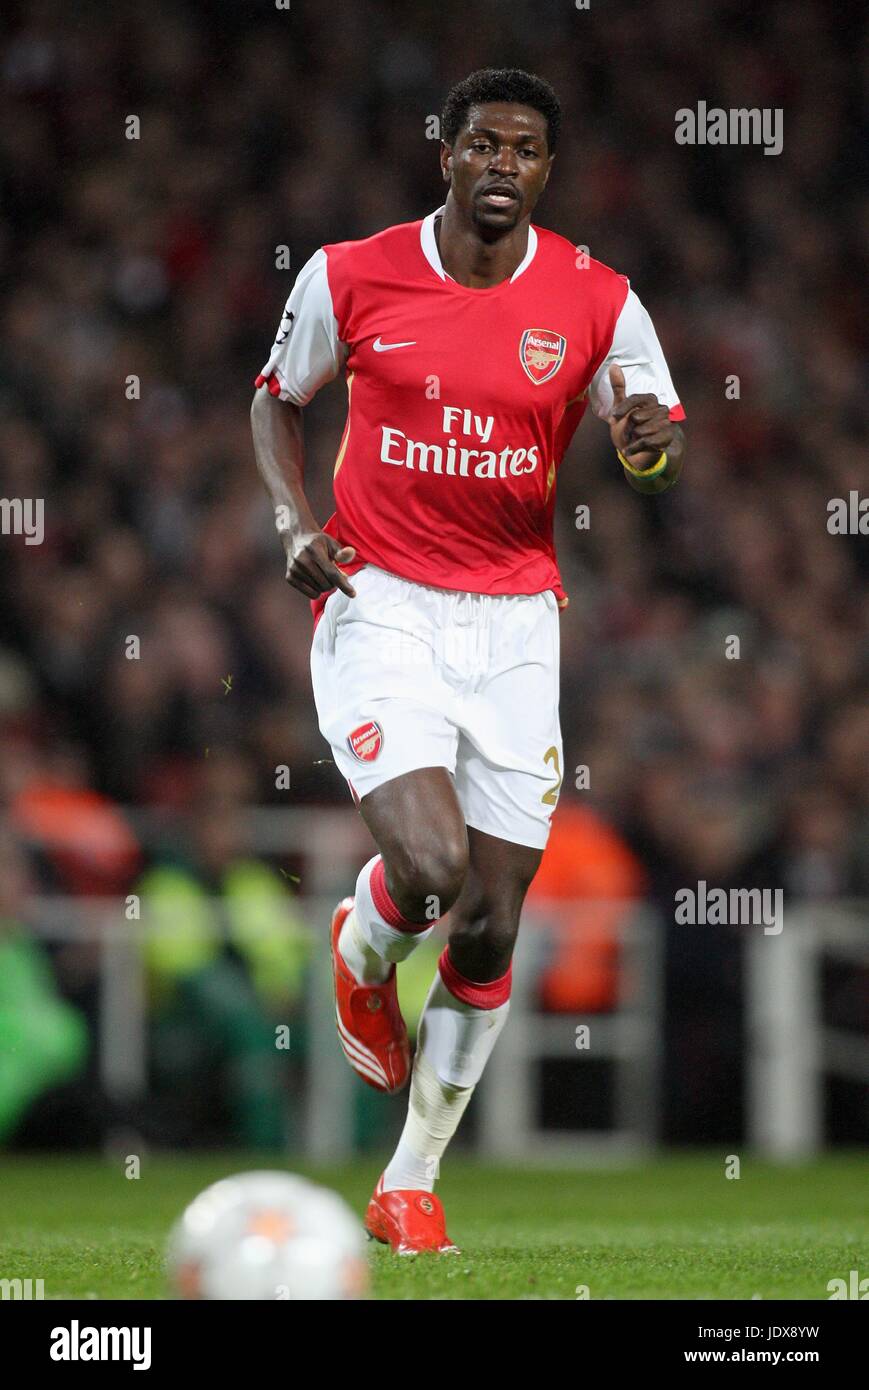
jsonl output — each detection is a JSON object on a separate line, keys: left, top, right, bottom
{"left": 441, "top": 68, "right": 561, "bottom": 154}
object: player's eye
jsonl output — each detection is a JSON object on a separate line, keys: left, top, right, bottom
{"left": 471, "top": 142, "right": 492, "bottom": 153}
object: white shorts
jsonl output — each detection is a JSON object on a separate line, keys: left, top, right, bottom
{"left": 309, "top": 565, "right": 563, "bottom": 850}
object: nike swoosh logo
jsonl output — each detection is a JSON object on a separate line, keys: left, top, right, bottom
{"left": 372, "top": 337, "right": 416, "bottom": 352}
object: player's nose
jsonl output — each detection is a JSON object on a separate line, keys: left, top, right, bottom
{"left": 490, "top": 151, "right": 519, "bottom": 176}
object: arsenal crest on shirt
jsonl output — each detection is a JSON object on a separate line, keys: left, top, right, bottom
{"left": 348, "top": 720, "right": 384, "bottom": 761}
{"left": 519, "top": 328, "right": 567, "bottom": 385}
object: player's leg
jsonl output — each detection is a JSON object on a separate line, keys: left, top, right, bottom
{"left": 311, "top": 565, "right": 468, "bottom": 961}
{"left": 445, "top": 825, "right": 541, "bottom": 981}
{"left": 367, "top": 827, "right": 541, "bottom": 1252}
{"left": 329, "top": 766, "right": 468, "bottom": 1097}
{"left": 310, "top": 566, "right": 471, "bottom": 1092}
{"left": 380, "top": 827, "right": 539, "bottom": 1188}
{"left": 338, "top": 766, "right": 469, "bottom": 988}
{"left": 367, "top": 587, "right": 560, "bottom": 1248}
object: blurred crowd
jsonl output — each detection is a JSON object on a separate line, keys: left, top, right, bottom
{"left": 0, "top": 0, "right": 866, "bottom": 1144}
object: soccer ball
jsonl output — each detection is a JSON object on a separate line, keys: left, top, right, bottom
{"left": 167, "top": 1171, "right": 368, "bottom": 1300}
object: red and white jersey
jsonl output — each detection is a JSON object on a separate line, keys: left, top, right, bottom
{"left": 255, "top": 206, "right": 684, "bottom": 615}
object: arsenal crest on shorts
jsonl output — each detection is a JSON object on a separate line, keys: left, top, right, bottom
{"left": 348, "top": 720, "right": 383, "bottom": 762}
{"left": 519, "top": 328, "right": 567, "bottom": 385}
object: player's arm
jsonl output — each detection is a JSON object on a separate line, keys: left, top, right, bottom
{"left": 251, "top": 390, "right": 356, "bottom": 598}
{"left": 589, "top": 287, "right": 687, "bottom": 495}
{"left": 250, "top": 248, "right": 356, "bottom": 598}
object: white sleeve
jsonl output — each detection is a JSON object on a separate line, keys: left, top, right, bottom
{"left": 257, "top": 248, "right": 348, "bottom": 405}
{"left": 589, "top": 286, "right": 683, "bottom": 420}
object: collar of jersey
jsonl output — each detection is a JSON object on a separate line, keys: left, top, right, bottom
{"left": 420, "top": 206, "right": 538, "bottom": 292}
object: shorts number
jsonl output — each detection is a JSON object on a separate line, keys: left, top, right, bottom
{"left": 541, "top": 745, "right": 562, "bottom": 806}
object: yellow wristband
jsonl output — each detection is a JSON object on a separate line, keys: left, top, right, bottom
{"left": 618, "top": 448, "right": 668, "bottom": 479}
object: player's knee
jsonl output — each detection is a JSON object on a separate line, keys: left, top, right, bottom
{"left": 448, "top": 908, "right": 520, "bottom": 981}
{"left": 387, "top": 832, "right": 468, "bottom": 919}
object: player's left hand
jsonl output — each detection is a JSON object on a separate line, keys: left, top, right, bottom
{"left": 607, "top": 364, "right": 675, "bottom": 466}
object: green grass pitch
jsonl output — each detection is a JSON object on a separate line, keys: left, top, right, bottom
{"left": 0, "top": 1153, "right": 864, "bottom": 1300}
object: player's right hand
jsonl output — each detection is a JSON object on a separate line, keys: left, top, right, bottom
{"left": 285, "top": 531, "right": 357, "bottom": 599}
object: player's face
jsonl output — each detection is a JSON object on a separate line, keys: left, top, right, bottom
{"left": 441, "top": 103, "right": 554, "bottom": 232}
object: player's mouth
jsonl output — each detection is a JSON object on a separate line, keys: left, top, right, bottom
{"left": 478, "top": 183, "right": 520, "bottom": 210}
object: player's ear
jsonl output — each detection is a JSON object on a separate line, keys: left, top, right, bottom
{"left": 440, "top": 141, "right": 452, "bottom": 183}
{"left": 542, "top": 153, "right": 555, "bottom": 189}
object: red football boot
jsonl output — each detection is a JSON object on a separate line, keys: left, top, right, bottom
{"left": 330, "top": 898, "right": 410, "bottom": 1094}
{"left": 364, "top": 1175, "right": 460, "bottom": 1255}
